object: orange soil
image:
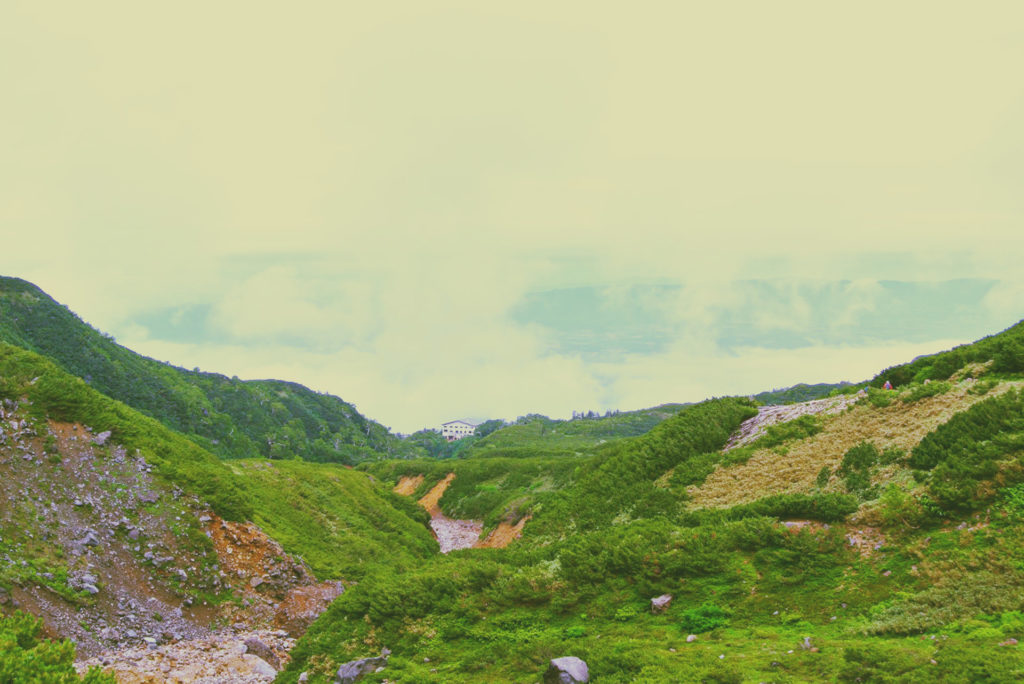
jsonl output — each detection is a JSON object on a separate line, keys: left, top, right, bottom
{"left": 475, "top": 515, "right": 531, "bottom": 549}
{"left": 393, "top": 474, "right": 424, "bottom": 496}
{"left": 417, "top": 473, "right": 455, "bottom": 516}
{"left": 392, "top": 472, "right": 527, "bottom": 550}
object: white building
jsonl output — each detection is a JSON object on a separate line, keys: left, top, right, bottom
{"left": 441, "top": 420, "right": 476, "bottom": 442}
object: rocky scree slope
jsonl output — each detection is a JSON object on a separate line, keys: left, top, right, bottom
{"left": 0, "top": 397, "right": 340, "bottom": 665}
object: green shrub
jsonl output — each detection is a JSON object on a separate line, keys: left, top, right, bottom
{"left": 815, "top": 465, "right": 832, "bottom": 489}
{"left": 838, "top": 643, "right": 927, "bottom": 683}
{"left": 901, "top": 381, "right": 952, "bottom": 403}
{"left": 968, "top": 378, "right": 999, "bottom": 396}
{"left": 0, "top": 611, "right": 114, "bottom": 683}
{"left": 865, "top": 387, "right": 895, "bottom": 408}
{"left": 678, "top": 602, "right": 730, "bottom": 633}
{"left": 910, "top": 389, "right": 1024, "bottom": 510}
{"left": 756, "top": 415, "right": 823, "bottom": 449}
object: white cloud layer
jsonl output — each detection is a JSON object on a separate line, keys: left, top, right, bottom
{"left": 2, "top": 2, "right": 1023, "bottom": 432}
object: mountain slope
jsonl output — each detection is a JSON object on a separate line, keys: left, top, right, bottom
{"left": 280, "top": 321, "right": 1024, "bottom": 683}
{"left": 0, "top": 276, "right": 415, "bottom": 463}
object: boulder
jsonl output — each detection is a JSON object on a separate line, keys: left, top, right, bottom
{"left": 243, "top": 654, "right": 278, "bottom": 679}
{"left": 651, "top": 594, "right": 673, "bottom": 613}
{"left": 244, "top": 636, "right": 281, "bottom": 669}
{"left": 545, "top": 656, "right": 589, "bottom": 683}
{"left": 92, "top": 430, "right": 112, "bottom": 446}
{"left": 335, "top": 656, "right": 387, "bottom": 683}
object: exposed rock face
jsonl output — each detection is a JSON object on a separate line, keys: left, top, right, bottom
{"left": 545, "top": 656, "right": 590, "bottom": 683}
{"left": 335, "top": 656, "right": 388, "bottom": 683}
{"left": 650, "top": 594, "right": 673, "bottom": 613}
{"left": 205, "top": 515, "right": 316, "bottom": 601}
{"left": 274, "top": 581, "right": 345, "bottom": 636}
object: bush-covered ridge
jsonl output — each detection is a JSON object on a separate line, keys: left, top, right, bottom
{"left": 0, "top": 276, "right": 413, "bottom": 463}
{"left": 874, "top": 318, "right": 1024, "bottom": 387}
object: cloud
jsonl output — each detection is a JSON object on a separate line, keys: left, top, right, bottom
{"left": 3, "top": 2, "right": 1024, "bottom": 432}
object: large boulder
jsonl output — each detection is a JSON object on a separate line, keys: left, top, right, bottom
{"left": 335, "top": 656, "right": 387, "bottom": 684}
{"left": 545, "top": 656, "right": 589, "bottom": 683}
{"left": 651, "top": 594, "right": 673, "bottom": 613}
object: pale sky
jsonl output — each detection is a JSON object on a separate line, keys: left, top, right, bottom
{"left": 3, "top": 2, "right": 1023, "bottom": 433}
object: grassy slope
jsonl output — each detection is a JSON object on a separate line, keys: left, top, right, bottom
{"left": 0, "top": 343, "right": 435, "bottom": 582}
{"left": 0, "top": 276, "right": 416, "bottom": 463}
{"left": 283, "top": 323, "right": 1024, "bottom": 683}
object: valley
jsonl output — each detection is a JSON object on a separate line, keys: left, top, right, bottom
{"left": 2, "top": 278, "right": 1024, "bottom": 682}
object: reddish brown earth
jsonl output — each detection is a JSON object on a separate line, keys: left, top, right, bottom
{"left": 394, "top": 473, "right": 529, "bottom": 552}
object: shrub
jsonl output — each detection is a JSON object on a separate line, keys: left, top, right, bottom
{"left": 678, "top": 602, "right": 730, "bottom": 633}
{"left": 838, "top": 643, "right": 926, "bottom": 683}
{"left": 0, "top": 611, "right": 114, "bottom": 683}
{"left": 864, "top": 387, "right": 895, "bottom": 408}
{"left": 910, "top": 389, "right": 1024, "bottom": 510}
{"left": 815, "top": 465, "right": 832, "bottom": 489}
{"left": 755, "top": 415, "right": 823, "bottom": 449}
{"left": 901, "top": 381, "right": 952, "bottom": 403}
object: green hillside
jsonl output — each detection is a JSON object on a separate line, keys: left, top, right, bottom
{"left": 874, "top": 318, "right": 1024, "bottom": 387}
{"left": 0, "top": 343, "right": 435, "bottom": 581}
{"left": 281, "top": 325, "right": 1024, "bottom": 683}
{"left": 402, "top": 404, "right": 689, "bottom": 461}
{"left": 0, "top": 276, "right": 416, "bottom": 464}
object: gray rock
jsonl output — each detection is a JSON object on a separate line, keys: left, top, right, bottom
{"left": 82, "top": 583, "right": 100, "bottom": 595}
{"left": 651, "top": 594, "right": 673, "bottom": 613}
{"left": 244, "top": 636, "right": 281, "bottom": 669}
{"left": 128, "top": 529, "right": 140, "bottom": 541}
{"left": 139, "top": 491, "right": 159, "bottom": 504}
{"left": 686, "top": 634, "right": 697, "bottom": 642}
{"left": 298, "top": 673, "right": 309, "bottom": 683}
{"left": 335, "top": 656, "right": 387, "bottom": 683}
{"left": 245, "top": 655, "right": 278, "bottom": 678}
{"left": 81, "top": 573, "right": 98, "bottom": 585}
{"left": 143, "top": 637, "right": 158, "bottom": 649}
{"left": 545, "top": 656, "right": 589, "bottom": 683}
{"left": 93, "top": 430, "right": 112, "bottom": 446}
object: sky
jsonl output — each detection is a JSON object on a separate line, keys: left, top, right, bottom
{"left": 2, "top": 2, "right": 1023, "bottom": 433}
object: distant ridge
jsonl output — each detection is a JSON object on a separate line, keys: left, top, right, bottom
{"left": 0, "top": 276, "right": 415, "bottom": 463}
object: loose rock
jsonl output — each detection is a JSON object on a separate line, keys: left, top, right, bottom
{"left": 545, "top": 656, "right": 590, "bottom": 683}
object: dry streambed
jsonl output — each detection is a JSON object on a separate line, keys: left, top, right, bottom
{"left": 396, "top": 474, "right": 526, "bottom": 553}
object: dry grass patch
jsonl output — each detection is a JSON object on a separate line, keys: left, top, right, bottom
{"left": 690, "top": 382, "right": 1021, "bottom": 508}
